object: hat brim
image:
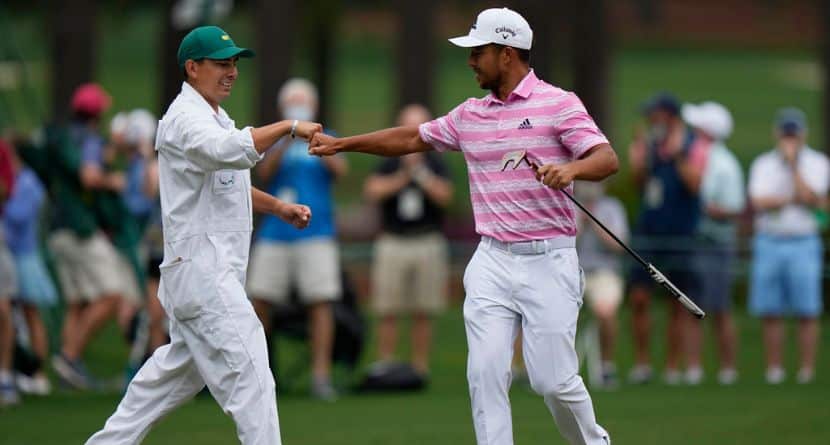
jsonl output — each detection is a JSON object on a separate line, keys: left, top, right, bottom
{"left": 448, "top": 35, "right": 491, "bottom": 48}
{"left": 205, "top": 46, "right": 256, "bottom": 61}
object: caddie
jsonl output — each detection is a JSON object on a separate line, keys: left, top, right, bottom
{"left": 86, "top": 25, "right": 320, "bottom": 445}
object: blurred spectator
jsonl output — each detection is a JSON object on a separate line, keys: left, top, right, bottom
{"left": 364, "top": 104, "right": 453, "bottom": 379}
{"left": 574, "top": 181, "right": 628, "bottom": 389}
{"left": 3, "top": 141, "right": 59, "bottom": 395}
{"left": 110, "top": 109, "right": 165, "bottom": 376}
{"left": 627, "top": 92, "right": 703, "bottom": 384}
{"left": 247, "top": 78, "right": 348, "bottom": 400}
{"left": 0, "top": 139, "right": 19, "bottom": 406}
{"left": 681, "top": 101, "right": 744, "bottom": 385}
{"left": 18, "top": 83, "right": 136, "bottom": 389}
{"left": 747, "top": 108, "right": 828, "bottom": 385}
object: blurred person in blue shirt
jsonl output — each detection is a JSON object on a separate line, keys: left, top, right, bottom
{"left": 627, "top": 92, "right": 704, "bottom": 385}
{"left": 247, "top": 78, "right": 348, "bottom": 400}
{"left": 2, "top": 141, "right": 59, "bottom": 396}
{"left": 681, "top": 101, "right": 745, "bottom": 385}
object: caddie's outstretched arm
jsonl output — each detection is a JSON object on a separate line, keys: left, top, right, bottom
{"left": 308, "top": 125, "right": 432, "bottom": 157}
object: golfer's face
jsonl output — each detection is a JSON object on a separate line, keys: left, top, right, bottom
{"left": 468, "top": 45, "right": 501, "bottom": 90}
{"left": 194, "top": 57, "right": 239, "bottom": 104}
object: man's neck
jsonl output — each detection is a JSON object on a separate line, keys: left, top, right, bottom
{"left": 187, "top": 80, "right": 220, "bottom": 113}
{"left": 494, "top": 65, "right": 530, "bottom": 101}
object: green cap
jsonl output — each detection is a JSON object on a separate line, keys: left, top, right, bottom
{"left": 177, "top": 26, "right": 255, "bottom": 67}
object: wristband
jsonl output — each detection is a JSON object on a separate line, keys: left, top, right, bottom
{"left": 290, "top": 120, "right": 299, "bottom": 139}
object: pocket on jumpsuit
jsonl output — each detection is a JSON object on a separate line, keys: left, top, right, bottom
{"left": 159, "top": 257, "right": 211, "bottom": 321}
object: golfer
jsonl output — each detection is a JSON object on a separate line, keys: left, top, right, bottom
{"left": 86, "top": 26, "right": 319, "bottom": 445}
{"left": 310, "top": 7, "right": 616, "bottom": 445}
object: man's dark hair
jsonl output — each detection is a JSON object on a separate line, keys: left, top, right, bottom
{"left": 493, "top": 44, "right": 531, "bottom": 64}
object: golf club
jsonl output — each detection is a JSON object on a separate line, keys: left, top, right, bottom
{"left": 500, "top": 149, "right": 706, "bottom": 319}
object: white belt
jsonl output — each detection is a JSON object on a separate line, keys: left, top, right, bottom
{"left": 482, "top": 236, "right": 575, "bottom": 255}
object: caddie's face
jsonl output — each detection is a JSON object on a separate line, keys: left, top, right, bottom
{"left": 468, "top": 44, "right": 503, "bottom": 91}
{"left": 187, "top": 57, "right": 239, "bottom": 107}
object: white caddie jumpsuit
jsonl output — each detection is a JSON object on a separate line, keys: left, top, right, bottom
{"left": 86, "top": 82, "right": 280, "bottom": 445}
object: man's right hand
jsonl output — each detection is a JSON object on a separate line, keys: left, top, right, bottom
{"left": 293, "top": 121, "right": 323, "bottom": 140}
{"left": 308, "top": 133, "right": 339, "bottom": 157}
{"left": 277, "top": 202, "right": 312, "bottom": 229}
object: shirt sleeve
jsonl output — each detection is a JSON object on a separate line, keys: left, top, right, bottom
{"left": 173, "top": 112, "right": 262, "bottom": 172}
{"left": 4, "top": 171, "right": 42, "bottom": 225}
{"left": 717, "top": 155, "right": 746, "bottom": 213}
{"left": 81, "top": 135, "right": 104, "bottom": 167}
{"left": 418, "top": 102, "right": 466, "bottom": 153}
{"left": 601, "top": 198, "right": 629, "bottom": 243}
{"left": 555, "top": 93, "right": 610, "bottom": 159}
{"left": 747, "top": 156, "right": 771, "bottom": 199}
{"left": 803, "top": 152, "right": 830, "bottom": 197}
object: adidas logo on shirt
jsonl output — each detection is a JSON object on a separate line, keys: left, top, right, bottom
{"left": 517, "top": 118, "right": 533, "bottom": 130}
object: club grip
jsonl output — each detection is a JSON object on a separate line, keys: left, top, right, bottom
{"left": 647, "top": 264, "right": 706, "bottom": 319}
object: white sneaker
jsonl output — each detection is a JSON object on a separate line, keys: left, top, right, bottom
{"left": 717, "top": 368, "right": 738, "bottom": 385}
{"left": 796, "top": 368, "right": 814, "bottom": 384}
{"left": 765, "top": 367, "right": 786, "bottom": 385}
{"left": 684, "top": 367, "right": 704, "bottom": 385}
{"left": 663, "top": 369, "right": 682, "bottom": 385}
{"left": 17, "top": 373, "right": 51, "bottom": 396}
{"left": 627, "top": 364, "right": 653, "bottom": 384}
{"left": 311, "top": 377, "right": 338, "bottom": 402}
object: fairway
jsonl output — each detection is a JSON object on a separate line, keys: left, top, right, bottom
{"left": 1, "top": 305, "right": 828, "bottom": 444}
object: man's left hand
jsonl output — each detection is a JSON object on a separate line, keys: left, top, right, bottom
{"left": 536, "top": 162, "right": 579, "bottom": 189}
{"left": 278, "top": 203, "right": 312, "bottom": 229}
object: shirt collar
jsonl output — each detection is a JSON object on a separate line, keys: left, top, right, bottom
{"left": 484, "top": 69, "right": 540, "bottom": 106}
{"left": 180, "top": 81, "right": 232, "bottom": 126}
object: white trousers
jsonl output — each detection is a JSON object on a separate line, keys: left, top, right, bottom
{"left": 86, "top": 234, "right": 280, "bottom": 445}
{"left": 463, "top": 241, "right": 609, "bottom": 445}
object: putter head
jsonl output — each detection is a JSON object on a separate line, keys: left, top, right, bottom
{"left": 500, "top": 150, "right": 529, "bottom": 171}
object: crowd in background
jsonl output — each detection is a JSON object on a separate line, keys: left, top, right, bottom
{"left": 0, "top": 81, "right": 824, "bottom": 408}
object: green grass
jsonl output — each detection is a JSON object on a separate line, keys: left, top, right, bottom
{"left": 1, "top": 304, "right": 829, "bottom": 444}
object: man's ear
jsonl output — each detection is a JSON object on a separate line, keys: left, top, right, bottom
{"left": 185, "top": 60, "right": 197, "bottom": 79}
{"left": 501, "top": 46, "right": 514, "bottom": 67}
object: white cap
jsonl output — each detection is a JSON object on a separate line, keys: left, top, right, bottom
{"left": 449, "top": 8, "right": 533, "bottom": 50}
{"left": 682, "top": 101, "right": 733, "bottom": 141}
{"left": 110, "top": 112, "right": 130, "bottom": 136}
{"left": 125, "top": 109, "right": 158, "bottom": 145}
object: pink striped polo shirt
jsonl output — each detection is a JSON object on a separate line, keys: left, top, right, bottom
{"left": 418, "top": 70, "right": 609, "bottom": 242}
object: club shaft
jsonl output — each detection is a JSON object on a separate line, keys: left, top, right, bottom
{"left": 520, "top": 156, "right": 704, "bottom": 318}
{"left": 560, "top": 188, "right": 649, "bottom": 268}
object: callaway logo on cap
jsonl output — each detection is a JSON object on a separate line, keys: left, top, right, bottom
{"left": 449, "top": 8, "right": 533, "bottom": 50}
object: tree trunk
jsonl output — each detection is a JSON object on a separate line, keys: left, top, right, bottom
{"left": 395, "top": 0, "right": 435, "bottom": 113}
{"left": 822, "top": 0, "right": 830, "bottom": 153}
{"left": 571, "top": 0, "right": 612, "bottom": 132}
{"left": 255, "top": 0, "right": 296, "bottom": 125}
{"left": 160, "top": 2, "right": 191, "bottom": 115}
{"left": 50, "top": 0, "right": 97, "bottom": 121}
{"left": 309, "top": 0, "right": 339, "bottom": 126}
{"left": 510, "top": 0, "right": 557, "bottom": 83}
